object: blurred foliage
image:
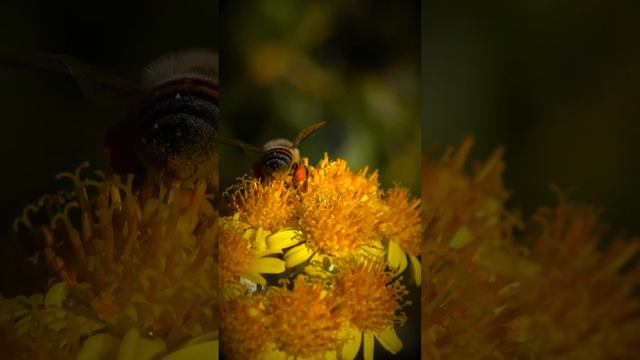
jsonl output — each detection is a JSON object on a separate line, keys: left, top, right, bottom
{"left": 220, "top": 1, "right": 420, "bottom": 202}
{"left": 423, "top": 1, "right": 640, "bottom": 234}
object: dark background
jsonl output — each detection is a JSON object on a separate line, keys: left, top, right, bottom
{"left": 220, "top": 1, "right": 420, "bottom": 202}
{"left": 423, "top": 1, "right": 640, "bottom": 236}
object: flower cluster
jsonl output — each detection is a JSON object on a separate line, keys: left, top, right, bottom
{"left": 423, "top": 137, "right": 640, "bottom": 359}
{"left": 1, "top": 163, "right": 218, "bottom": 359}
{"left": 220, "top": 154, "right": 421, "bottom": 359}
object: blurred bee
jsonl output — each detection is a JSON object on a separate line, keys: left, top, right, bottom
{"left": 0, "top": 50, "right": 219, "bottom": 190}
{"left": 222, "top": 121, "right": 326, "bottom": 188}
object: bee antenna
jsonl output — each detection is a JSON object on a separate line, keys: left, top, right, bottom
{"left": 292, "top": 121, "right": 326, "bottom": 148}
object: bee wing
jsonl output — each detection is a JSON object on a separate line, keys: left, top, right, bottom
{"left": 292, "top": 121, "right": 326, "bottom": 148}
{"left": 220, "top": 138, "right": 263, "bottom": 155}
{"left": 0, "top": 52, "right": 143, "bottom": 108}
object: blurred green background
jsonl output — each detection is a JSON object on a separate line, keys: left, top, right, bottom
{"left": 0, "top": 0, "right": 218, "bottom": 293}
{"left": 220, "top": 1, "right": 420, "bottom": 201}
{"left": 423, "top": 1, "right": 640, "bottom": 235}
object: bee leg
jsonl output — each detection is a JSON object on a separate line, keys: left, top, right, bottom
{"left": 291, "top": 163, "right": 308, "bottom": 190}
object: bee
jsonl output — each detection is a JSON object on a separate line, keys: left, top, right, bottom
{"left": 0, "top": 50, "right": 219, "bottom": 190}
{"left": 222, "top": 121, "right": 326, "bottom": 188}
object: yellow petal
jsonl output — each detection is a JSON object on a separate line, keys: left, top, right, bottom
{"left": 255, "top": 248, "right": 282, "bottom": 258}
{"left": 325, "top": 350, "right": 337, "bottom": 360}
{"left": 243, "top": 271, "right": 268, "bottom": 286}
{"left": 242, "top": 227, "right": 255, "bottom": 240}
{"left": 374, "top": 327, "right": 403, "bottom": 354}
{"left": 341, "top": 328, "right": 362, "bottom": 360}
{"left": 44, "top": 282, "right": 68, "bottom": 308}
{"left": 449, "top": 226, "right": 473, "bottom": 249}
{"left": 135, "top": 337, "right": 167, "bottom": 360}
{"left": 409, "top": 255, "right": 421, "bottom": 286}
{"left": 118, "top": 328, "right": 140, "bottom": 360}
{"left": 284, "top": 244, "right": 314, "bottom": 268}
{"left": 161, "top": 340, "right": 218, "bottom": 360}
{"left": 387, "top": 241, "right": 408, "bottom": 274}
{"left": 267, "top": 229, "right": 302, "bottom": 250}
{"left": 361, "top": 243, "right": 385, "bottom": 258}
{"left": 254, "top": 227, "right": 271, "bottom": 250}
{"left": 363, "top": 331, "right": 375, "bottom": 360}
{"left": 262, "top": 347, "right": 288, "bottom": 360}
{"left": 251, "top": 257, "right": 286, "bottom": 274}
{"left": 77, "top": 333, "right": 119, "bottom": 360}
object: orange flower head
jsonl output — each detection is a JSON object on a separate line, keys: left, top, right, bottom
{"left": 265, "top": 277, "right": 343, "bottom": 358}
{"left": 230, "top": 177, "right": 295, "bottom": 230}
{"left": 298, "top": 155, "right": 384, "bottom": 257}
{"left": 335, "top": 259, "right": 407, "bottom": 332}
{"left": 381, "top": 186, "right": 421, "bottom": 256}
{"left": 220, "top": 295, "right": 270, "bottom": 360}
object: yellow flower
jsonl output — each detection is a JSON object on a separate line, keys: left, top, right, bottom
{"left": 334, "top": 259, "right": 407, "bottom": 360}
{"left": 259, "top": 155, "right": 388, "bottom": 268}
{"left": 262, "top": 277, "right": 343, "bottom": 359}
{"left": 296, "top": 156, "right": 384, "bottom": 259}
{"left": 380, "top": 187, "right": 422, "bottom": 285}
{"left": 219, "top": 218, "right": 288, "bottom": 299}
{"left": 4, "top": 163, "right": 218, "bottom": 357}
{"left": 230, "top": 177, "right": 296, "bottom": 230}
{"left": 220, "top": 295, "right": 270, "bottom": 360}
{"left": 220, "top": 154, "right": 419, "bottom": 359}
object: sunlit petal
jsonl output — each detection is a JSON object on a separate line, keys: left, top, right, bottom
{"left": 341, "top": 327, "right": 362, "bottom": 360}
{"left": 387, "top": 241, "right": 408, "bottom": 274}
{"left": 267, "top": 229, "right": 302, "bottom": 249}
{"left": 243, "top": 271, "right": 267, "bottom": 286}
{"left": 254, "top": 248, "right": 283, "bottom": 258}
{"left": 409, "top": 254, "right": 421, "bottom": 286}
{"left": 363, "top": 331, "right": 375, "bottom": 360}
{"left": 374, "top": 327, "right": 403, "bottom": 354}
{"left": 284, "top": 244, "right": 314, "bottom": 268}
{"left": 251, "top": 257, "right": 286, "bottom": 274}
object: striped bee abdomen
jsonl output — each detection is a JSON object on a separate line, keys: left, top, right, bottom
{"left": 135, "top": 86, "right": 218, "bottom": 181}
{"left": 261, "top": 147, "right": 293, "bottom": 179}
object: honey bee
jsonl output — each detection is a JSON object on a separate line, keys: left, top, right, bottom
{"left": 0, "top": 50, "right": 219, "bottom": 190}
{"left": 222, "top": 121, "right": 326, "bottom": 188}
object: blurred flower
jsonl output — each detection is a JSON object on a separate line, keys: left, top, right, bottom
{"left": 334, "top": 259, "right": 408, "bottom": 360}
{"left": 1, "top": 163, "right": 218, "bottom": 359}
{"left": 423, "top": 138, "right": 640, "bottom": 359}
